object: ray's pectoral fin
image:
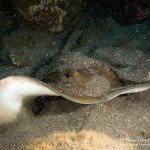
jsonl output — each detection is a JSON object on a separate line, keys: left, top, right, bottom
{"left": 99, "top": 83, "right": 150, "bottom": 102}
{"left": 0, "top": 76, "right": 60, "bottom": 125}
{"left": 0, "top": 75, "right": 149, "bottom": 125}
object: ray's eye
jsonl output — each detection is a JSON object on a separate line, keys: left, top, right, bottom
{"left": 65, "top": 73, "right": 70, "bottom": 78}
{"left": 65, "top": 71, "right": 73, "bottom": 78}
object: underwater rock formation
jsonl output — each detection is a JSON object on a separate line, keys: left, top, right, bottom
{"left": 0, "top": 11, "right": 12, "bottom": 62}
{"left": 9, "top": 0, "right": 87, "bottom": 33}
{"left": 3, "top": 26, "right": 62, "bottom": 67}
{"left": 0, "top": 11, "right": 12, "bottom": 36}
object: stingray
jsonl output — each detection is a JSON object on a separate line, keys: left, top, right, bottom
{"left": 0, "top": 75, "right": 149, "bottom": 125}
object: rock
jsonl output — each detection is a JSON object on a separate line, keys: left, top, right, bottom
{"left": 0, "top": 11, "right": 12, "bottom": 36}
{"left": 9, "top": 0, "right": 87, "bottom": 33}
{"left": 0, "top": 63, "right": 33, "bottom": 79}
{"left": 0, "top": 11, "right": 12, "bottom": 62}
{"left": 79, "top": 18, "right": 150, "bottom": 48}
{"left": 3, "top": 26, "right": 62, "bottom": 67}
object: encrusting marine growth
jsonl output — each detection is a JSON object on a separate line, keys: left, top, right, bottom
{"left": 26, "top": 130, "right": 135, "bottom": 150}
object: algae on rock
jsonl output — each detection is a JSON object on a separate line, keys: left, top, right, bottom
{"left": 10, "top": 0, "right": 87, "bottom": 33}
